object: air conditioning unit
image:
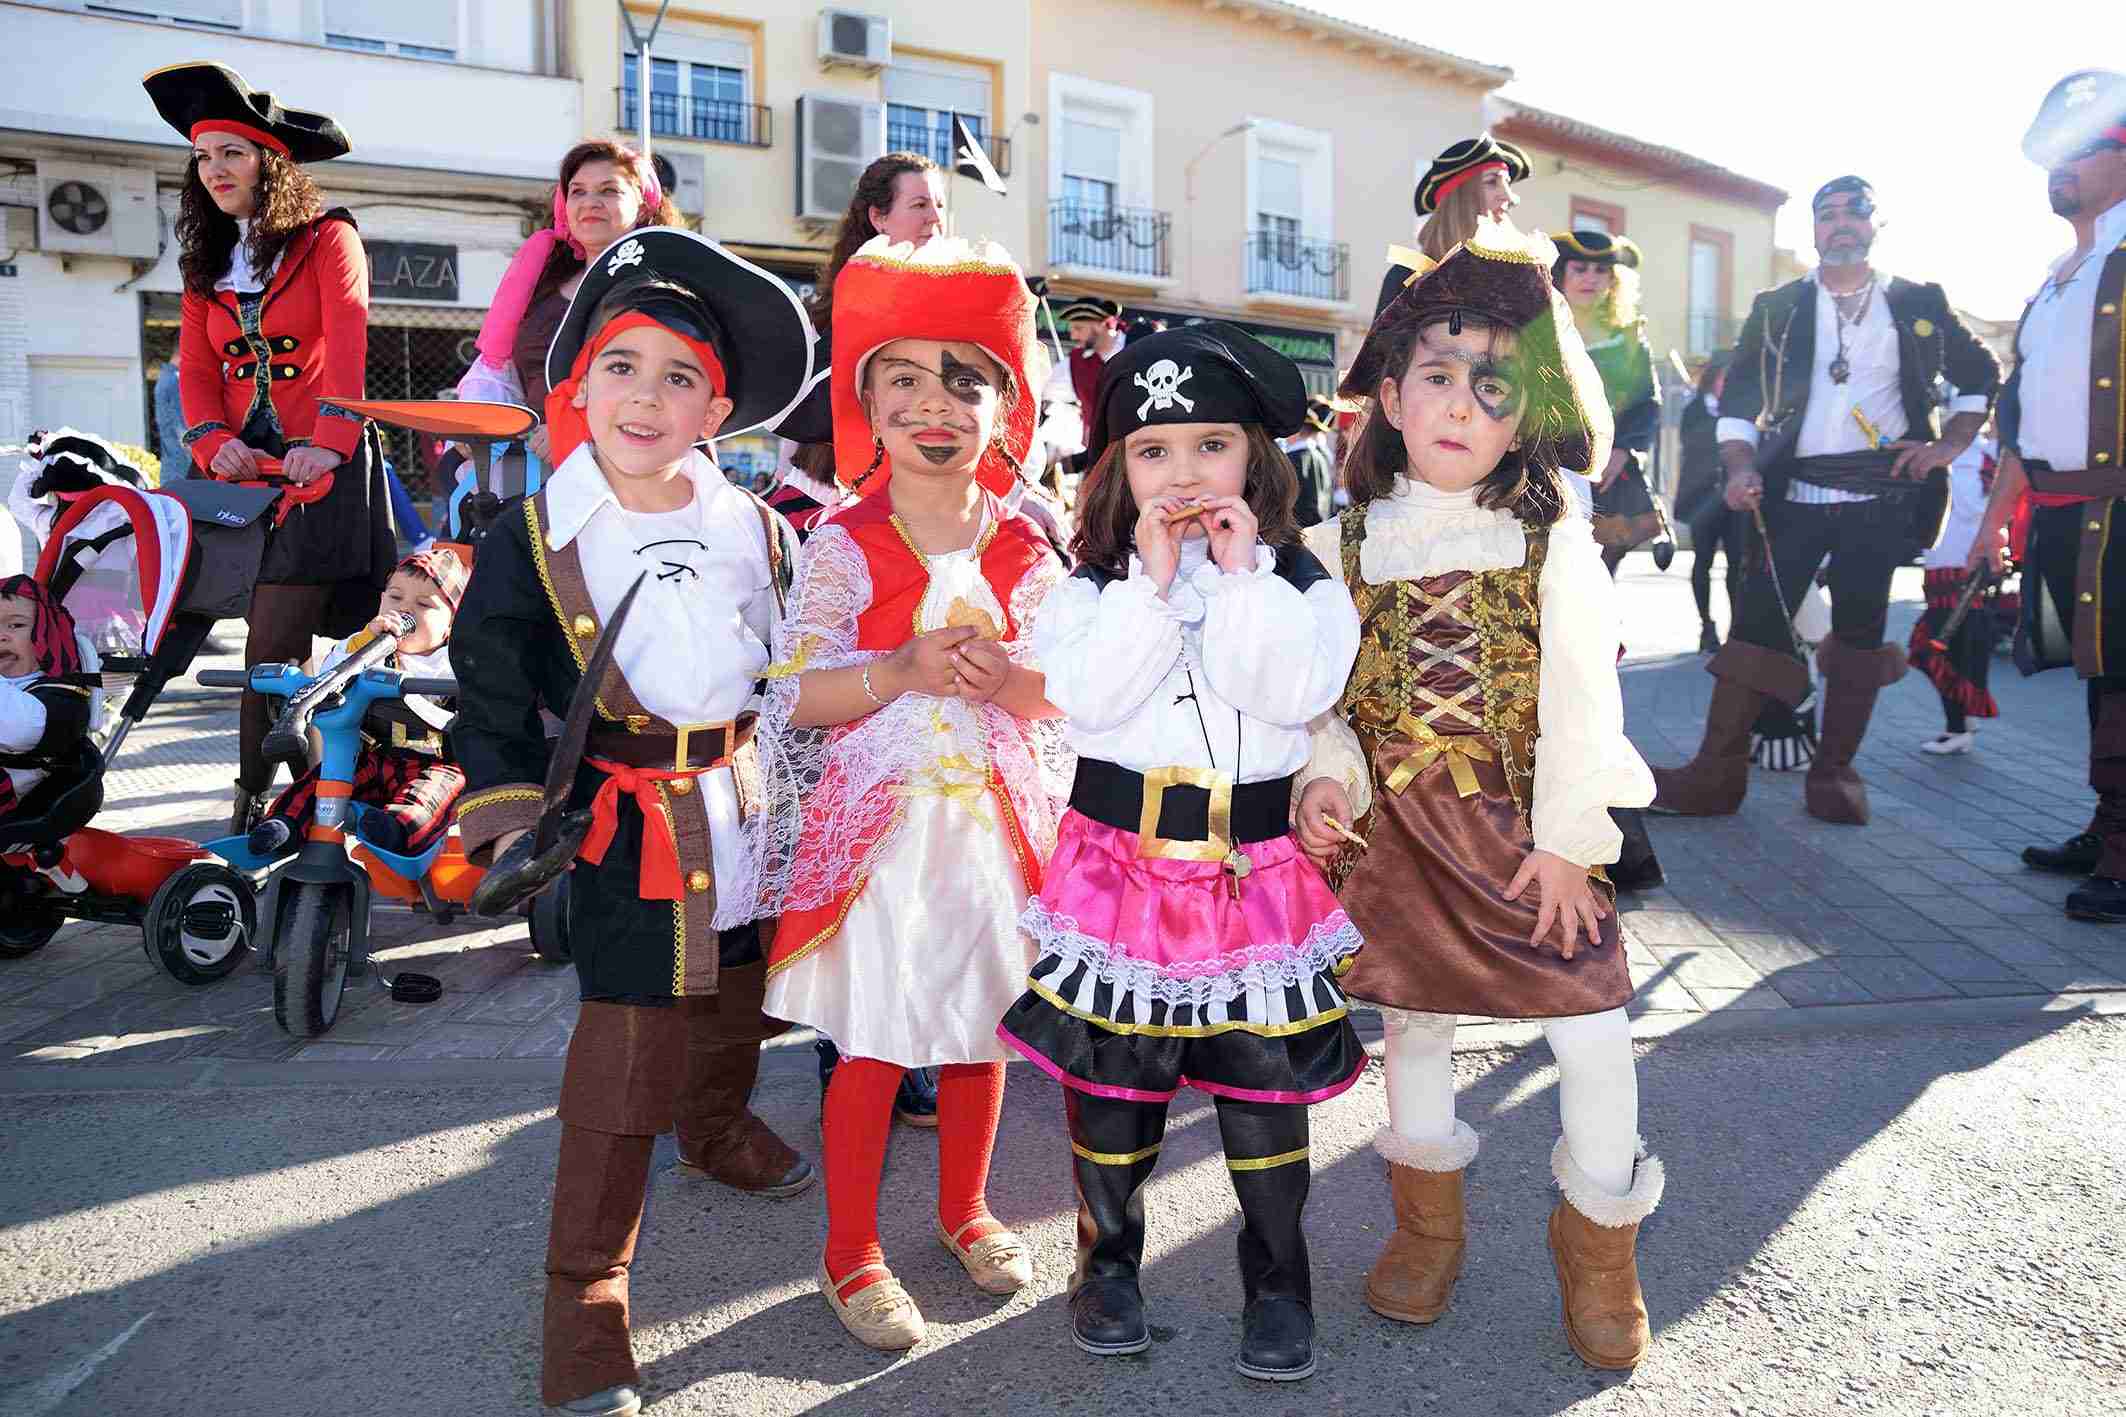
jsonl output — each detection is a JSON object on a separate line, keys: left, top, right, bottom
{"left": 660, "top": 149, "right": 706, "bottom": 218}
{"left": 35, "top": 161, "right": 159, "bottom": 260}
{"left": 796, "top": 92, "right": 885, "bottom": 225}
{"left": 817, "top": 8, "right": 889, "bottom": 72}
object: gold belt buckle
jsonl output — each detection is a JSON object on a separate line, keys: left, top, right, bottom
{"left": 671, "top": 721, "right": 728, "bottom": 772}
{"left": 1136, "top": 765, "right": 1233, "bottom": 862}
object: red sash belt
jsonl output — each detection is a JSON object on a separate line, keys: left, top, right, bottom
{"left": 578, "top": 757, "right": 709, "bottom": 900}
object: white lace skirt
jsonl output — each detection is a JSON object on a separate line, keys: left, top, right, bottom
{"left": 766, "top": 792, "right": 1031, "bottom": 1068}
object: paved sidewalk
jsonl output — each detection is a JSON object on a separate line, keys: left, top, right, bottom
{"left": 3, "top": 555, "right": 2123, "bottom": 1073}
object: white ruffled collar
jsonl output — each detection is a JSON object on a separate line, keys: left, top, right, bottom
{"left": 1360, "top": 477, "right": 1527, "bottom": 582}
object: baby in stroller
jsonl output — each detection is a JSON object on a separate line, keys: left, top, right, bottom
{"left": 0, "top": 575, "right": 97, "bottom": 828}
{"left": 247, "top": 547, "right": 469, "bottom": 861}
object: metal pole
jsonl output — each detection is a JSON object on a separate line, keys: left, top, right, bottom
{"left": 618, "top": 0, "right": 672, "bottom": 161}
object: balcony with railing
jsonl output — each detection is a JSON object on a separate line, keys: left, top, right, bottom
{"left": 616, "top": 88, "right": 772, "bottom": 148}
{"left": 1048, "top": 200, "right": 1172, "bottom": 283}
{"left": 1244, "top": 231, "right": 1350, "bottom": 305}
{"left": 884, "top": 121, "right": 1011, "bottom": 178}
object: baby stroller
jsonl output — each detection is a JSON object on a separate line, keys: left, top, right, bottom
{"left": 0, "top": 482, "right": 258, "bottom": 980}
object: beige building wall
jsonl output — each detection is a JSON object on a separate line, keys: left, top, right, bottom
{"left": 566, "top": 2, "right": 1036, "bottom": 275}
{"left": 1027, "top": 0, "right": 1505, "bottom": 391}
{"left": 1494, "top": 107, "right": 1785, "bottom": 375}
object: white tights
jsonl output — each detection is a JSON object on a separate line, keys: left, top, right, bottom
{"left": 1380, "top": 1006, "right": 1639, "bottom": 1196}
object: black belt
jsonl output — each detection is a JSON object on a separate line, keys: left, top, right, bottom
{"left": 1069, "top": 757, "right": 1292, "bottom": 853}
{"left": 586, "top": 715, "right": 754, "bottom": 771}
{"left": 1787, "top": 450, "right": 1916, "bottom": 496}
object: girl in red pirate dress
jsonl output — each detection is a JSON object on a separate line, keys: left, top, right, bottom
{"left": 757, "top": 236, "right": 1069, "bottom": 1351}
{"left": 0, "top": 578, "right": 97, "bottom": 829}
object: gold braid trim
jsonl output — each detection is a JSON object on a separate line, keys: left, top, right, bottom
{"left": 1227, "top": 1147, "right": 1310, "bottom": 1172}
{"left": 1071, "top": 1140, "right": 1162, "bottom": 1167}
{"left": 522, "top": 496, "right": 617, "bottom": 722}
{"left": 456, "top": 786, "right": 542, "bottom": 815}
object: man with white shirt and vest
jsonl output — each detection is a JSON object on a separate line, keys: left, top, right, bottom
{"left": 1650, "top": 175, "right": 2001, "bottom": 825}
{"left": 1968, "top": 71, "right": 2126, "bottom": 922}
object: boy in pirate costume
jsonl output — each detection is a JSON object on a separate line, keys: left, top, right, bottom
{"left": 449, "top": 229, "right": 815, "bottom": 1417}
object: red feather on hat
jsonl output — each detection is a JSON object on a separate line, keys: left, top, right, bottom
{"left": 829, "top": 236, "right": 1040, "bottom": 499}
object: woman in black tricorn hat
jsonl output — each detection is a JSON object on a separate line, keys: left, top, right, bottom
{"left": 1551, "top": 230, "right": 1668, "bottom": 574}
{"left": 143, "top": 62, "right": 394, "bottom": 834}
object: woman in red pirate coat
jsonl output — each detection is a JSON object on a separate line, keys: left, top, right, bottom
{"left": 756, "top": 235, "right": 1070, "bottom": 1351}
{"left": 144, "top": 62, "right": 396, "bottom": 835}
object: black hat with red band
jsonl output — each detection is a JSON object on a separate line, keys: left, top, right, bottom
{"left": 143, "top": 61, "right": 350, "bottom": 164}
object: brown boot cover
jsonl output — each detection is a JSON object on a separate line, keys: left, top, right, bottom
{"left": 557, "top": 1001, "right": 688, "bottom": 1136}
{"left": 1649, "top": 642, "right": 1796, "bottom": 815}
{"left": 1805, "top": 638, "right": 1906, "bottom": 825}
{"left": 1364, "top": 1123, "right": 1477, "bottom": 1324}
{"left": 543, "top": 1124, "right": 655, "bottom": 1406}
{"left": 1548, "top": 1138, "right": 1664, "bottom": 1370}
{"left": 673, "top": 966, "right": 814, "bottom": 1195}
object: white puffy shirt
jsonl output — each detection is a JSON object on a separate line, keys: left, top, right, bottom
{"left": 1036, "top": 537, "right": 1359, "bottom": 784}
{"left": 1300, "top": 478, "right": 1654, "bottom": 867}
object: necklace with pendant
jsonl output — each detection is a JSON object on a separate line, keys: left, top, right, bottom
{"left": 1826, "top": 278, "right": 1873, "bottom": 386}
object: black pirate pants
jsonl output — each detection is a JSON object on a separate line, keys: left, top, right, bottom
{"left": 2025, "top": 501, "right": 2126, "bottom": 872}
{"left": 1731, "top": 495, "right": 1905, "bottom": 655}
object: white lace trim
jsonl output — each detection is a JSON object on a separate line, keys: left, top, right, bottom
{"left": 1358, "top": 479, "right": 1528, "bottom": 582}
{"left": 1022, "top": 897, "right": 1362, "bottom": 1008}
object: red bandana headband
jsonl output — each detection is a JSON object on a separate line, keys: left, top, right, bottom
{"left": 189, "top": 119, "right": 289, "bottom": 157}
{"left": 543, "top": 311, "right": 728, "bottom": 467}
{"left": 0, "top": 574, "right": 83, "bottom": 679}
{"left": 1434, "top": 160, "right": 1506, "bottom": 206}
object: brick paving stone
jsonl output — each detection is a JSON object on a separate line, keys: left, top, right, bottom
{"left": 1615, "top": 910, "right": 1722, "bottom": 947}
{"left": 1646, "top": 945, "right": 1762, "bottom": 992}
{"left": 1830, "top": 956, "right": 1959, "bottom": 1001}
{"left": 1953, "top": 931, "right": 2090, "bottom": 969}
{"left": 291, "top": 1041, "right": 403, "bottom": 1062}
{"left": 1949, "top": 978, "right": 2050, "bottom": 998}
{"left": 448, "top": 968, "right": 575, "bottom": 1026}
{"left": 2013, "top": 963, "right": 2126, "bottom": 992}
{"left": 504, "top": 1005, "right": 579, "bottom": 1059}
{"left": 1766, "top": 966, "right": 1876, "bottom": 1007}
{"left": 1684, "top": 984, "right": 1790, "bottom": 1011}
{"left": 392, "top": 1024, "right": 521, "bottom": 1061}
{"left": 1889, "top": 939, "right": 2037, "bottom": 984}
{"left": 1839, "top": 905, "right": 1971, "bottom": 944}
{"left": 1717, "top": 932, "right": 1824, "bottom": 974}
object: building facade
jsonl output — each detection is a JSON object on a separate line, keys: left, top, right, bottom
{"left": 0, "top": 0, "right": 580, "bottom": 483}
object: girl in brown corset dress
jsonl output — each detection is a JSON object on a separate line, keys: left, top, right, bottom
{"left": 1291, "top": 221, "right": 1666, "bottom": 1372}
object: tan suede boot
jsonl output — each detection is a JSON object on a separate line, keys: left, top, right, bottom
{"left": 1805, "top": 638, "right": 1906, "bottom": 825}
{"left": 1365, "top": 1122, "right": 1478, "bottom": 1324}
{"left": 1547, "top": 1138, "right": 1664, "bottom": 1370}
{"left": 1649, "top": 641, "right": 1808, "bottom": 816}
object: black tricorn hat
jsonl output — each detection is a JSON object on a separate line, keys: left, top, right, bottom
{"left": 1054, "top": 295, "right": 1123, "bottom": 324}
{"left": 143, "top": 62, "right": 350, "bottom": 164}
{"left": 1341, "top": 221, "right": 1613, "bottom": 479}
{"left": 1086, "top": 321, "right": 1307, "bottom": 465}
{"left": 549, "top": 229, "right": 816, "bottom": 441}
{"left": 1551, "top": 229, "right": 1639, "bottom": 268}
{"left": 2023, "top": 69, "right": 2126, "bottom": 166}
{"left": 1415, "top": 134, "right": 1531, "bottom": 216}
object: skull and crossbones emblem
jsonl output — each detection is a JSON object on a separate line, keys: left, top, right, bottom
{"left": 1133, "top": 360, "right": 1195, "bottom": 420}
{"left": 606, "top": 238, "right": 645, "bottom": 274}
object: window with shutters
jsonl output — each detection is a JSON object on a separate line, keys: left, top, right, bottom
{"left": 883, "top": 55, "right": 995, "bottom": 173}
{"left": 619, "top": 22, "right": 759, "bottom": 145}
{"left": 324, "top": 0, "right": 458, "bottom": 60}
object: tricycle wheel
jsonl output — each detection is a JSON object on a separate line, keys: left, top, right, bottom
{"left": 0, "top": 909, "right": 64, "bottom": 959}
{"left": 529, "top": 873, "right": 572, "bottom": 964}
{"left": 142, "top": 862, "right": 256, "bottom": 984}
{"left": 274, "top": 881, "right": 353, "bottom": 1037}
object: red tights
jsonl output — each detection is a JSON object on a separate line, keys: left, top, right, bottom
{"left": 821, "top": 1058, "right": 1006, "bottom": 1298}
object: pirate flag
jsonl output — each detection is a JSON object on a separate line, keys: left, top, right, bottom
{"left": 953, "top": 115, "right": 1007, "bottom": 197}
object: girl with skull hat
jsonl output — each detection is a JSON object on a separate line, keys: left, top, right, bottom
{"left": 995, "top": 322, "right": 1366, "bottom": 1382}
{"left": 1293, "top": 220, "right": 1666, "bottom": 1372}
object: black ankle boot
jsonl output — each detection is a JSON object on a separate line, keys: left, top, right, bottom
{"left": 2025, "top": 830, "right": 2101, "bottom": 875}
{"left": 1066, "top": 1092, "right": 1167, "bottom": 1358}
{"left": 1607, "top": 807, "right": 1665, "bottom": 892}
{"left": 2066, "top": 875, "right": 2126, "bottom": 922}
{"left": 894, "top": 1065, "right": 938, "bottom": 1128}
{"left": 1071, "top": 1276, "right": 1148, "bottom": 1356}
{"left": 1698, "top": 620, "right": 1720, "bottom": 654}
{"left": 1238, "top": 1297, "right": 1316, "bottom": 1381}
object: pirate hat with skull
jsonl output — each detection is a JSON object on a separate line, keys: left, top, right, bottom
{"left": 1085, "top": 321, "right": 1309, "bottom": 465}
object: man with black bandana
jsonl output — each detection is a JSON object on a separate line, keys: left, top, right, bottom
{"left": 1650, "top": 176, "right": 2001, "bottom": 826}
{"left": 1967, "top": 71, "right": 2126, "bottom": 921}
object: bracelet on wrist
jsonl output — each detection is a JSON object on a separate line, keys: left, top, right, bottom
{"left": 860, "top": 663, "right": 889, "bottom": 708}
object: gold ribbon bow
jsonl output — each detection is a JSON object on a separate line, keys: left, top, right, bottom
{"left": 1381, "top": 714, "right": 1495, "bottom": 798}
{"left": 891, "top": 752, "right": 993, "bottom": 819}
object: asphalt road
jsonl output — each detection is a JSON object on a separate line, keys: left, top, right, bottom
{"left": 4, "top": 1014, "right": 2122, "bottom": 1417}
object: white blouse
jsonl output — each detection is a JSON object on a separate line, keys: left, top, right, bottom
{"left": 1037, "top": 536, "right": 1360, "bottom": 783}
{"left": 1301, "top": 478, "right": 1654, "bottom": 867}
{"left": 540, "top": 444, "right": 785, "bottom": 927}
